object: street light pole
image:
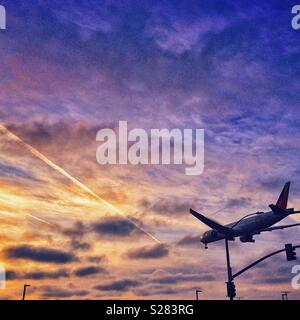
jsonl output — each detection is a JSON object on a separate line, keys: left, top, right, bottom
{"left": 281, "top": 291, "right": 289, "bottom": 300}
{"left": 225, "top": 238, "right": 236, "bottom": 300}
{"left": 22, "top": 284, "right": 31, "bottom": 301}
{"left": 225, "top": 238, "right": 233, "bottom": 282}
{"left": 195, "top": 289, "right": 202, "bottom": 300}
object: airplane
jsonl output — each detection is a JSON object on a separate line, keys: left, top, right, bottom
{"left": 189, "top": 182, "right": 300, "bottom": 249}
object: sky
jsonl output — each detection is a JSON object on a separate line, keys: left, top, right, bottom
{"left": 0, "top": 0, "right": 300, "bottom": 300}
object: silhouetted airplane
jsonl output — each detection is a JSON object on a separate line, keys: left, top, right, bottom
{"left": 190, "top": 182, "right": 300, "bottom": 249}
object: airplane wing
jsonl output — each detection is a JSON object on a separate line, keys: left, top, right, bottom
{"left": 256, "top": 223, "right": 300, "bottom": 234}
{"left": 189, "top": 209, "right": 232, "bottom": 235}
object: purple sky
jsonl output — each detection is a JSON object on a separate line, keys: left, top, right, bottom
{"left": 0, "top": 0, "right": 300, "bottom": 300}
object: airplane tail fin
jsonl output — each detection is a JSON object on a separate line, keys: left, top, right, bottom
{"left": 276, "top": 182, "right": 290, "bottom": 209}
{"left": 189, "top": 209, "right": 231, "bottom": 235}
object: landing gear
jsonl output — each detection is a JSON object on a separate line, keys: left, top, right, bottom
{"left": 204, "top": 243, "right": 208, "bottom": 249}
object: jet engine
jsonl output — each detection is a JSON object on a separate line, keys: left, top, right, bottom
{"left": 240, "top": 235, "right": 255, "bottom": 243}
{"left": 210, "top": 230, "right": 218, "bottom": 238}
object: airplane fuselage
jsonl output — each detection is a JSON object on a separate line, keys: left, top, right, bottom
{"left": 201, "top": 209, "right": 292, "bottom": 245}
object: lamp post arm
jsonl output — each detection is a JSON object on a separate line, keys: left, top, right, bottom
{"left": 232, "top": 245, "right": 300, "bottom": 280}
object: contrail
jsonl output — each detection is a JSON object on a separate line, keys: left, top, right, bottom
{"left": 0, "top": 123, "right": 160, "bottom": 243}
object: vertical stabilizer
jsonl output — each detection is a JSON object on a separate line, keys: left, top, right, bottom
{"left": 276, "top": 182, "right": 290, "bottom": 209}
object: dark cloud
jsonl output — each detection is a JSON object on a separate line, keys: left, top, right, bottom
{"left": 63, "top": 221, "right": 87, "bottom": 239}
{"left": 8, "top": 121, "right": 98, "bottom": 150}
{"left": 5, "top": 270, "right": 19, "bottom": 281}
{"left": 74, "top": 266, "right": 106, "bottom": 277}
{"left": 5, "top": 245, "right": 77, "bottom": 264}
{"left": 5, "top": 269, "right": 69, "bottom": 280}
{"left": 151, "top": 273, "right": 215, "bottom": 285}
{"left": 262, "top": 276, "right": 291, "bottom": 285}
{"left": 0, "top": 163, "right": 37, "bottom": 181}
{"left": 135, "top": 287, "right": 179, "bottom": 296}
{"left": 62, "top": 221, "right": 92, "bottom": 251}
{"left": 70, "top": 240, "right": 91, "bottom": 251}
{"left": 25, "top": 269, "right": 69, "bottom": 280}
{"left": 86, "top": 256, "right": 105, "bottom": 264}
{"left": 127, "top": 244, "right": 169, "bottom": 259}
{"left": 255, "top": 254, "right": 298, "bottom": 285}
{"left": 258, "top": 179, "right": 286, "bottom": 192}
{"left": 177, "top": 235, "right": 200, "bottom": 247}
{"left": 225, "top": 197, "right": 252, "bottom": 209}
{"left": 140, "top": 197, "right": 191, "bottom": 216}
{"left": 94, "top": 279, "right": 140, "bottom": 292}
{"left": 41, "top": 286, "right": 90, "bottom": 298}
{"left": 92, "top": 218, "right": 140, "bottom": 237}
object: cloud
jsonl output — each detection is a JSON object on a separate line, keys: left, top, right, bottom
{"left": 92, "top": 218, "right": 140, "bottom": 237}
{"left": 6, "top": 269, "right": 70, "bottom": 280}
{"left": 5, "top": 245, "right": 77, "bottom": 264}
{"left": 248, "top": 255, "right": 298, "bottom": 286}
{"left": 144, "top": 3, "right": 232, "bottom": 55}
{"left": 1, "top": 0, "right": 300, "bottom": 300}
{"left": 0, "top": 163, "right": 37, "bottom": 181}
{"left": 177, "top": 235, "right": 200, "bottom": 247}
{"left": 70, "top": 240, "right": 91, "bottom": 251}
{"left": 94, "top": 279, "right": 140, "bottom": 292}
{"left": 41, "top": 286, "right": 90, "bottom": 298}
{"left": 258, "top": 178, "right": 287, "bottom": 193}
{"left": 74, "top": 266, "right": 106, "bottom": 277}
{"left": 127, "top": 244, "right": 169, "bottom": 259}
{"left": 25, "top": 269, "right": 70, "bottom": 280}
{"left": 50, "top": 0, "right": 112, "bottom": 34}
{"left": 225, "top": 197, "right": 252, "bottom": 209}
{"left": 5, "top": 270, "right": 19, "bottom": 281}
{"left": 8, "top": 121, "right": 99, "bottom": 152}
{"left": 62, "top": 221, "right": 93, "bottom": 251}
{"left": 135, "top": 287, "right": 179, "bottom": 296}
{"left": 63, "top": 221, "right": 87, "bottom": 239}
{"left": 86, "top": 256, "right": 105, "bottom": 264}
{"left": 140, "top": 197, "right": 191, "bottom": 216}
{"left": 151, "top": 272, "right": 215, "bottom": 285}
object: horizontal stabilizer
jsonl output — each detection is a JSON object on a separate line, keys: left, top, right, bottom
{"left": 269, "top": 204, "right": 289, "bottom": 215}
{"left": 189, "top": 209, "right": 231, "bottom": 234}
{"left": 261, "top": 223, "right": 300, "bottom": 232}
